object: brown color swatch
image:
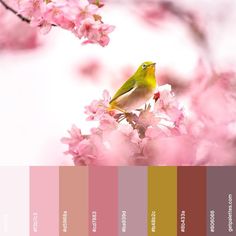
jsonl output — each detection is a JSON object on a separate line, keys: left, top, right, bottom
{"left": 177, "top": 167, "right": 206, "bottom": 236}
{"left": 59, "top": 167, "right": 88, "bottom": 236}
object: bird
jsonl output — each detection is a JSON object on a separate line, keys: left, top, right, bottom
{"left": 109, "top": 61, "right": 157, "bottom": 113}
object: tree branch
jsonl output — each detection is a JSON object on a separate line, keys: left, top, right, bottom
{"left": 0, "top": 0, "right": 31, "bottom": 23}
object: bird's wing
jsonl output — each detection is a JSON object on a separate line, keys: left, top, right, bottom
{"left": 109, "top": 77, "right": 136, "bottom": 104}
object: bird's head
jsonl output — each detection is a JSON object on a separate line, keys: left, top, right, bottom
{"left": 135, "top": 61, "right": 156, "bottom": 78}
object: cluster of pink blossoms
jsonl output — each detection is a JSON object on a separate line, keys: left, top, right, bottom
{"left": 61, "top": 85, "right": 189, "bottom": 166}
{"left": 17, "top": 0, "right": 114, "bottom": 46}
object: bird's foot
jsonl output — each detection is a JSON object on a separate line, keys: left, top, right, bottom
{"left": 115, "top": 111, "right": 136, "bottom": 123}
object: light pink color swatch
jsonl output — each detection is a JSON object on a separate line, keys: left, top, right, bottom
{"left": 30, "top": 167, "right": 59, "bottom": 236}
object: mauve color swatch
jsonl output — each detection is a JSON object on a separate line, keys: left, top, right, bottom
{"left": 89, "top": 167, "right": 118, "bottom": 236}
{"left": 148, "top": 167, "right": 177, "bottom": 236}
{"left": 207, "top": 167, "right": 236, "bottom": 235}
{"left": 30, "top": 167, "right": 59, "bottom": 236}
{"left": 118, "top": 167, "right": 147, "bottom": 236}
{"left": 177, "top": 167, "right": 207, "bottom": 236}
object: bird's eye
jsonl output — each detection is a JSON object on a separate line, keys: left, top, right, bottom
{"left": 142, "top": 64, "right": 147, "bottom": 69}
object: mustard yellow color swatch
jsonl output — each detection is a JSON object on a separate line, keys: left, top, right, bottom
{"left": 148, "top": 167, "right": 177, "bottom": 236}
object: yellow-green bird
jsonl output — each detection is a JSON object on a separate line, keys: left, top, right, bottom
{"left": 109, "top": 61, "right": 157, "bottom": 113}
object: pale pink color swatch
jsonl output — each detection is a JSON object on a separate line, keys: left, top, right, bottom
{"left": 0, "top": 167, "right": 29, "bottom": 236}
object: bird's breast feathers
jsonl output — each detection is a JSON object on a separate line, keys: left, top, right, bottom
{"left": 113, "top": 84, "right": 154, "bottom": 111}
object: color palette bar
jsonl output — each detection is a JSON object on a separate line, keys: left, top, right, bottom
{"left": 0, "top": 167, "right": 235, "bottom": 236}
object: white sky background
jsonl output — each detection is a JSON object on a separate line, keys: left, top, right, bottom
{"left": 0, "top": 0, "right": 236, "bottom": 165}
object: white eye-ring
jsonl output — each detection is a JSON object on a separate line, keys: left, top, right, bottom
{"left": 142, "top": 64, "right": 147, "bottom": 69}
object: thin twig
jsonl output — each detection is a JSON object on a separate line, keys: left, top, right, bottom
{"left": 0, "top": 0, "right": 57, "bottom": 27}
{"left": 0, "top": 0, "right": 31, "bottom": 23}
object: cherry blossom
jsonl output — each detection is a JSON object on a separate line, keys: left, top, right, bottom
{"left": 84, "top": 89, "right": 112, "bottom": 121}
{"left": 62, "top": 86, "right": 190, "bottom": 166}
{"left": 1, "top": 0, "right": 114, "bottom": 46}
